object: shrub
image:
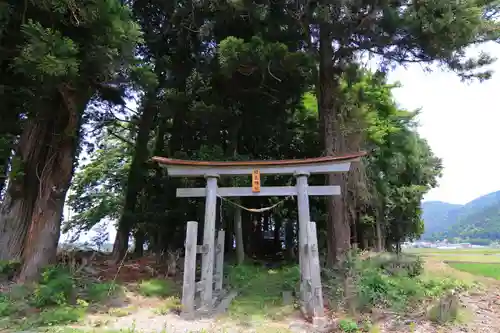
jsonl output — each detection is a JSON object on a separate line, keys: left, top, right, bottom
{"left": 0, "top": 260, "right": 21, "bottom": 280}
{"left": 338, "top": 318, "right": 359, "bottom": 332}
{"left": 366, "top": 253, "right": 423, "bottom": 278}
{"left": 323, "top": 251, "right": 464, "bottom": 314}
{"left": 0, "top": 294, "right": 13, "bottom": 317}
{"left": 31, "top": 266, "right": 75, "bottom": 307}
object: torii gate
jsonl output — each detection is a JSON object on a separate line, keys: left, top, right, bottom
{"left": 152, "top": 153, "right": 365, "bottom": 321}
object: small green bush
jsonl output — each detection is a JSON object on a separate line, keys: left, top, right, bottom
{"left": 0, "top": 294, "right": 13, "bottom": 317}
{"left": 0, "top": 260, "right": 21, "bottom": 279}
{"left": 366, "top": 253, "right": 423, "bottom": 278}
{"left": 323, "top": 251, "right": 465, "bottom": 314}
{"left": 32, "top": 266, "right": 75, "bottom": 307}
{"left": 338, "top": 318, "right": 359, "bottom": 332}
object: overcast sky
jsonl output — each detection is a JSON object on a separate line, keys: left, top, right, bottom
{"left": 388, "top": 42, "right": 500, "bottom": 205}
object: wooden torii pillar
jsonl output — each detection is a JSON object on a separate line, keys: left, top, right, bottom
{"left": 152, "top": 153, "right": 365, "bottom": 320}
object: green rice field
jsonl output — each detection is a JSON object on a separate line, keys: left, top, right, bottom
{"left": 405, "top": 248, "right": 500, "bottom": 263}
{"left": 447, "top": 262, "right": 500, "bottom": 280}
{"left": 405, "top": 247, "right": 500, "bottom": 279}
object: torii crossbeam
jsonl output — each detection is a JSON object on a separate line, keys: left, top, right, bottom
{"left": 153, "top": 152, "right": 366, "bottom": 321}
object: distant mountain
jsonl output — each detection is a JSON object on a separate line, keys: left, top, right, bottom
{"left": 421, "top": 191, "right": 500, "bottom": 243}
{"left": 421, "top": 201, "right": 462, "bottom": 238}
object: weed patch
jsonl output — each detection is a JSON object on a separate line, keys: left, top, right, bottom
{"left": 137, "top": 278, "right": 177, "bottom": 298}
{"left": 323, "top": 252, "right": 468, "bottom": 314}
{"left": 0, "top": 260, "right": 21, "bottom": 279}
{"left": 0, "top": 265, "right": 124, "bottom": 330}
{"left": 154, "top": 296, "right": 182, "bottom": 315}
{"left": 84, "top": 282, "right": 122, "bottom": 302}
{"left": 225, "top": 264, "right": 299, "bottom": 321}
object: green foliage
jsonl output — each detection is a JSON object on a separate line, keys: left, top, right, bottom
{"left": 65, "top": 122, "right": 131, "bottom": 237}
{"left": 366, "top": 253, "right": 424, "bottom": 278}
{"left": 14, "top": 20, "right": 80, "bottom": 80}
{"left": 0, "top": 294, "right": 13, "bottom": 317}
{"left": 0, "top": 260, "right": 21, "bottom": 277}
{"left": 304, "top": 75, "right": 441, "bottom": 246}
{"left": 338, "top": 318, "right": 359, "bottom": 333}
{"left": 323, "top": 252, "right": 467, "bottom": 313}
{"left": 0, "top": 266, "right": 126, "bottom": 329}
{"left": 32, "top": 266, "right": 75, "bottom": 307}
{"left": 0, "top": 0, "right": 496, "bottom": 296}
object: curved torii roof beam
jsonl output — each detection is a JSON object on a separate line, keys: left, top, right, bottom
{"left": 152, "top": 152, "right": 367, "bottom": 178}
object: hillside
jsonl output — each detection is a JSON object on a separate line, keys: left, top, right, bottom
{"left": 421, "top": 191, "right": 500, "bottom": 243}
{"left": 421, "top": 201, "right": 462, "bottom": 238}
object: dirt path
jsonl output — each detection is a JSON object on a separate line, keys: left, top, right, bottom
{"left": 75, "top": 310, "right": 314, "bottom": 333}
{"left": 456, "top": 289, "right": 500, "bottom": 333}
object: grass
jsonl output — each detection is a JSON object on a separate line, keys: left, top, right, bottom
{"left": 447, "top": 262, "right": 500, "bottom": 280}
{"left": 224, "top": 254, "right": 467, "bottom": 326}
{"left": 137, "top": 278, "right": 177, "bottom": 298}
{"left": 405, "top": 248, "right": 500, "bottom": 254}
{"left": 224, "top": 264, "right": 299, "bottom": 323}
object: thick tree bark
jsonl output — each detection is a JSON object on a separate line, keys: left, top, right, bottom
{"left": 0, "top": 188, "right": 35, "bottom": 261}
{"left": 17, "top": 85, "right": 86, "bottom": 282}
{"left": 318, "top": 25, "right": 351, "bottom": 267}
{"left": 0, "top": 146, "right": 12, "bottom": 199}
{"left": 0, "top": 112, "right": 57, "bottom": 261}
{"left": 375, "top": 218, "right": 383, "bottom": 251}
{"left": 112, "top": 91, "right": 160, "bottom": 262}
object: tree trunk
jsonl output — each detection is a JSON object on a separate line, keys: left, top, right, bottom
{"left": 133, "top": 229, "right": 145, "bottom": 257}
{"left": 18, "top": 85, "right": 86, "bottom": 282}
{"left": 318, "top": 25, "right": 350, "bottom": 267}
{"left": 0, "top": 188, "right": 35, "bottom": 261}
{"left": 285, "top": 219, "right": 295, "bottom": 261}
{"left": 0, "top": 142, "right": 12, "bottom": 200}
{"left": 242, "top": 201, "right": 252, "bottom": 256}
{"left": 112, "top": 90, "right": 160, "bottom": 262}
{"left": 234, "top": 207, "right": 244, "bottom": 265}
{"left": 274, "top": 214, "right": 282, "bottom": 253}
{"left": 0, "top": 120, "right": 47, "bottom": 261}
